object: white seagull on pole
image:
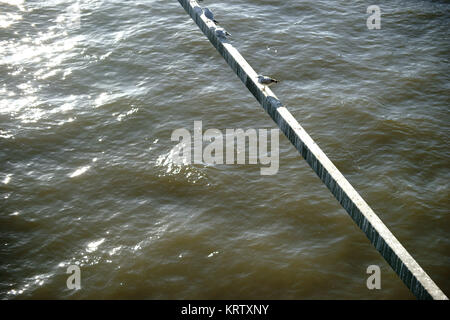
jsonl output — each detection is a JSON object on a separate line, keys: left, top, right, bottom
{"left": 204, "top": 8, "right": 219, "bottom": 24}
{"left": 257, "top": 75, "right": 279, "bottom": 91}
{"left": 215, "top": 27, "right": 231, "bottom": 39}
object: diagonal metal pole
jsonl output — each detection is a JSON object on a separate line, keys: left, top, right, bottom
{"left": 176, "top": 0, "right": 447, "bottom": 300}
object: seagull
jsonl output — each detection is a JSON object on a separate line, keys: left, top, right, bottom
{"left": 204, "top": 8, "right": 219, "bottom": 24}
{"left": 257, "top": 75, "right": 279, "bottom": 91}
{"left": 215, "top": 27, "right": 231, "bottom": 39}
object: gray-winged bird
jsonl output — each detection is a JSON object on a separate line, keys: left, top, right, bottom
{"left": 204, "top": 8, "right": 219, "bottom": 24}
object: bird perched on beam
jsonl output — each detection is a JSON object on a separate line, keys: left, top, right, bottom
{"left": 257, "top": 75, "right": 279, "bottom": 91}
{"left": 204, "top": 8, "right": 219, "bottom": 24}
{"left": 215, "top": 27, "right": 231, "bottom": 39}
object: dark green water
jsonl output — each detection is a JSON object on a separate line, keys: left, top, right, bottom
{"left": 0, "top": 0, "right": 449, "bottom": 299}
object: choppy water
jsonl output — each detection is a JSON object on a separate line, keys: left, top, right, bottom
{"left": 0, "top": 0, "right": 449, "bottom": 299}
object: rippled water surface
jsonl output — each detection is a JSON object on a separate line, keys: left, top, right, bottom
{"left": 1, "top": 0, "right": 449, "bottom": 299}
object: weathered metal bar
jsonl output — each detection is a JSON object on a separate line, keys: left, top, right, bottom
{"left": 176, "top": 0, "right": 447, "bottom": 300}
